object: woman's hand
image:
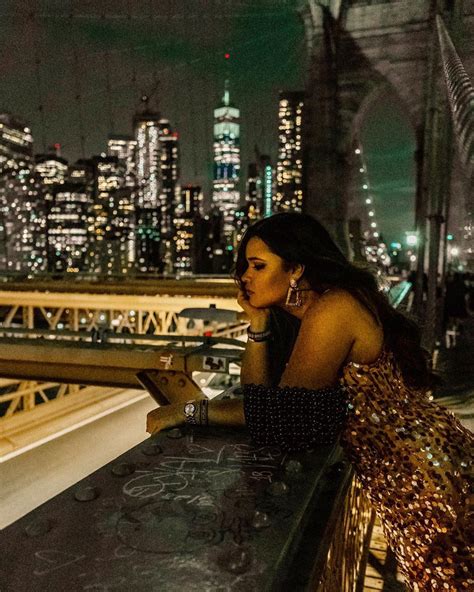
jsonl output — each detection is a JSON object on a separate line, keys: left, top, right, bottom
{"left": 237, "top": 289, "right": 270, "bottom": 331}
{"left": 146, "top": 403, "right": 183, "bottom": 435}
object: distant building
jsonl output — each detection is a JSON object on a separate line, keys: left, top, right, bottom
{"left": 212, "top": 80, "right": 241, "bottom": 242}
{"left": 0, "top": 113, "right": 33, "bottom": 171}
{"left": 244, "top": 155, "right": 274, "bottom": 226}
{"left": 179, "top": 185, "right": 204, "bottom": 217}
{"left": 276, "top": 91, "right": 304, "bottom": 212}
{"left": 107, "top": 135, "right": 137, "bottom": 187}
{"left": 133, "top": 110, "right": 179, "bottom": 273}
{"left": 85, "top": 155, "right": 134, "bottom": 275}
{"left": 172, "top": 185, "right": 204, "bottom": 274}
{"left": 34, "top": 154, "right": 68, "bottom": 186}
{"left": 0, "top": 113, "right": 46, "bottom": 272}
{"left": 46, "top": 182, "right": 89, "bottom": 273}
{"left": 245, "top": 163, "right": 259, "bottom": 206}
{"left": 158, "top": 119, "right": 179, "bottom": 273}
{"left": 259, "top": 154, "right": 274, "bottom": 219}
{"left": 68, "top": 159, "right": 94, "bottom": 186}
{"left": 193, "top": 212, "right": 234, "bottom": 275}
{"left": 134, "top": 109, "right": 162, "bottom": 273}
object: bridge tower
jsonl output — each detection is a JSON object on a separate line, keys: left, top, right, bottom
{"left": 300, "top": 0, "right": 474, "bottom": 348}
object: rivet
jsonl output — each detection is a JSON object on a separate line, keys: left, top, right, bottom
{"left": 267, "top": 481, "right": 289, "bottom": 497}
{"left": 284, "top": 460, "right": 303, "bottom": 478}
{"left": 328, "top": 461, "right": 346, "bottom": 476}
{"left": 141, "top": 442, "right": 163, "bottom": 456}
{"left": 160, "top": 377, "right": 168, "bottom": 385}
{"left": 25, "top": 517, "right": 52, "bottom": 537}
{"left": 252, "top": 511, "right": 271, "bottom": 529}
{"left": 74, "top": 486, "right": 100, "bottom": 502}
{"left": 111, "top": 462, "right": 136, "bottom": 476}
{"left": 166, "top": 428, "right": 183, "bottom": 439}
{"left": 177, "top": 378, "right": 186, "bottom": 387}
{"left": 218, "top": 547, "right": 252, "bottom": 574}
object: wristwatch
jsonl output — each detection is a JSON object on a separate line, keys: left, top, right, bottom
{"left": 184, "top": 401, "right": 198, "bottom": 424}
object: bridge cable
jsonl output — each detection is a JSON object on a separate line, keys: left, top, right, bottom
{"left": 31, "top": 11, "right": 47, "bottom": 153}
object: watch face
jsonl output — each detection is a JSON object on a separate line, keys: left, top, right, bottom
{"left": 184, "top": 403, "right": 196, "bottom": 416}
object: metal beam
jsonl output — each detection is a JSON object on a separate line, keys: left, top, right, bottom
{"left": 0, "top": 335, "right": 244, "bottom": 404}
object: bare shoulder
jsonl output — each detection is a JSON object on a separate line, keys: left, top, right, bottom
{"left": 304, "top": 289, "right": 360, "bottom": 320}
{"left": 301, "top": 288, "right": 381, "bottom": 345}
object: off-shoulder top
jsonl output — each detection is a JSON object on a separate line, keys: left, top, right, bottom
{"left": 243, "top": 383, "right": 347, "bottom": 451}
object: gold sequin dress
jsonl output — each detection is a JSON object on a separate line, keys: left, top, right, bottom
{"left": 340, "top": 348, "right": 473, "bottom": 591}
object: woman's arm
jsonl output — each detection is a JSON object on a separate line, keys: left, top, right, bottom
{"left": 240, "top": 340, "right": 272, "bottom": 386}
{"left": 146, "top": 398, "right": 245, "bottom": 435}
{"left": 237, "top": 290, "right": 273, "bottom": 386}
{"left": 279, "top": 292, "right": 356, "bottom": 389}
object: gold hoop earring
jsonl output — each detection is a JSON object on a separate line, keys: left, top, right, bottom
{"left": 285, "top": 278, "right": 302, "bottom": 307}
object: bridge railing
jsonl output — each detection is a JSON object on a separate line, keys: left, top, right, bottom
{"left": 436, "top": 14, "right": 474, "bottom": 178}
{"left": 0, "top": 281, "right": 413, "bottom": 589}
{"left": 0, "top": 289, "right": 241, "bottom": 335}
{"left": 0, "top": 419, "right": 374, "bottom": 592}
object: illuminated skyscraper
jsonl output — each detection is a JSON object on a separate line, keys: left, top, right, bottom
{"left": 35, "top": 154, "right": 68, "bottom": 186}
{"left": 245, "top": 155, "right": 273, "bottom": 221}
{"left": 179, "top": 185, "right": 204, "bottom": 217}
{"left": 172, "top": 185, "right": 203, "bottom": 274}
{"left": 134, "top": 110, "right": 161, "bottom": 272}
{"left": 133, "top": 108, "right": 180, "bottom": 273}
{"left": 47, "top": 183, "right": 89, "bottom": 273}
{"left": 85, "top": 155, "right": 134, "bottom": 275}
{"left": 245, "top": 163, "right": 258, "bottom": 206}
{"left": 0, "top": 113, "right": 33, "bottom": 172}
{"left": 107, "top": 135, "right": 137, "bottom": 187}
{"left": 276, "top": 91, "right": 304, "bottom": 212}
{"left": 0, "top": 113, "right": 46, "bottom": 272}
{"left": 212, "top": 80, "right": 241, "bottom": 241}
{"left": 158, "top": 119, "right": 179, "bottom": 273}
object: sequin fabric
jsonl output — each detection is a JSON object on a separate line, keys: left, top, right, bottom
{"left": 341, "top": 348, "right": 473, "bottom": 591}
{"left": 243, "top": 384, "right": 346, "bottom": 451}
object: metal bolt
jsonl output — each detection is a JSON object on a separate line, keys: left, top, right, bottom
{"left": 267, "top": 481, "right": 289, "bottom": 497}
{"left": 252, "top": 511, "right": 271, "bottom": 530}
{"left": 111, "top": 462, "right": 136, "bottom": 476}
{"left": 327, "top": 461, "right": 346, "bottom": 476}
{"left": 177, "top": 378, "right": 186, "bottom": 387}
{"left": 25, "top": 517, "right": 52, "bottom": 537}
{"left": 284, "top": 460, "right": 303, "bottom": 480}
{"left": 160, "top": 377, "right": 168, "bottom": 385}
{"left": 141, "top": 442, "right": 163, "bottom": 456}
{"left": 166, "top": 428, "right": 183, "bottom": 439}
{"left": 218, "top": 547, "right": 252, "bottom": 574}
{"left": 74, "top": 486, "right": 101, "bottom": 502}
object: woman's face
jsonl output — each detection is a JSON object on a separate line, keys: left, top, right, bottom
{"left": 240, "top": 237, "right": 294, "bottom": 308}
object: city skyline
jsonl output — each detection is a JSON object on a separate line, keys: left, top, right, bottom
{"left": 0, "top": 0, "right": 417, "bottom": 245}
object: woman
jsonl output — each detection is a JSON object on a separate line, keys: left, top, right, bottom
{"left": 147, "top": 213, "right": 473, "bottom": 591}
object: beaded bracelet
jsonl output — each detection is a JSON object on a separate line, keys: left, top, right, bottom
{"left": 247, "top": 327, "right": 272, "bottom": 342}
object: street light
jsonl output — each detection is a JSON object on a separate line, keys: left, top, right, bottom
{"left": 406, "top": 232, "right": 418, "bottom": 246}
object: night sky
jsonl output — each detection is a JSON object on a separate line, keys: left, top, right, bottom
{"left": 0, "top": 0, "right": 415, "bottom": 245}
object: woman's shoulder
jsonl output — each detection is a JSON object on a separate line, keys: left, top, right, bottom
{"left": 303, "top": 288, "right": 383, "bottom": 350}
{"left": 305, "top": 288, "right": 359, "bottom": 317}
{"left": 299, "top": 289, "right": 361, "bottom": 341}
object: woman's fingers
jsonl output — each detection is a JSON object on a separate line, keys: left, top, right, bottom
{"left": 146, "top": 407, "right": 162, "bottom": 434}
{"left": 146, "top": 404, "right": 182, "bottom": 435}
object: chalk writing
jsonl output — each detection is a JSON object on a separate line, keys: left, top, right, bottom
{"left": 33, "top": 549, "right": 86, "bottom": 576}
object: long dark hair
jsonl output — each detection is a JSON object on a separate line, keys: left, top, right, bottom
{"left": 234, "top": 212, "right": 434, "bottom": 389}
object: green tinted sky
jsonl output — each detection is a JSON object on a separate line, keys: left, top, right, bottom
{"left": 0, "top": 0, "right": 414, "bottom": 244}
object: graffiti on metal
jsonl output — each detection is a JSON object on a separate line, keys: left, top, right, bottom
{"left": 0, "top": 427, "right": 341, "bottom": 591}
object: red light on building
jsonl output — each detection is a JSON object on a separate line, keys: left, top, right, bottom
{"left": 224, "top": 53, "right": 230, "bottom": 60}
